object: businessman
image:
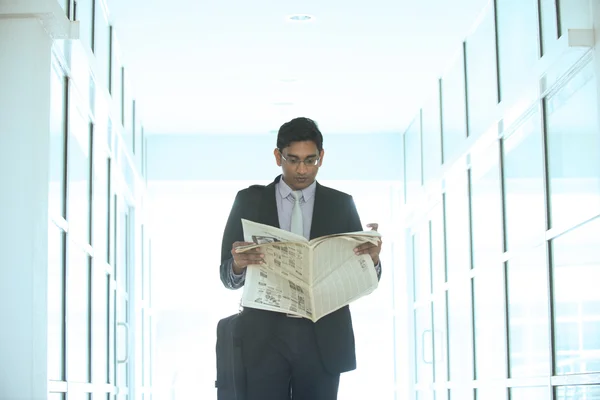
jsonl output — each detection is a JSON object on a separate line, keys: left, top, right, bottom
{"left": 219, "top": 117, "right": 382, "bottom": 400}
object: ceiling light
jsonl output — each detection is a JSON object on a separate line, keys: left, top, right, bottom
{"left": 287, "top": 14, "right": 315, "bottom": 22}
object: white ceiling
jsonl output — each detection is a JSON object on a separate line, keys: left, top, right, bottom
{"left": 106, "top": 0, "right": 489, "bottom": 135}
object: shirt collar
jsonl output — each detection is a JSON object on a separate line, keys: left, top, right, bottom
{"left": 277, "top": 176, "right": 317, "bottom": 202}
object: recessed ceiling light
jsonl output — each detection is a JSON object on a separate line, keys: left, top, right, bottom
{"left": 287, "top": 14, "right": 315, "bottom": 22}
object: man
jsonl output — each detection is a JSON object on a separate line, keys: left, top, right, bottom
{"left": 219, "top": 117, "right": 382, "bottom": 400}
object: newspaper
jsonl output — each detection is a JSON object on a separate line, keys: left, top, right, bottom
{"left": 235, "top": 219, "right": 381, "bottom": 322}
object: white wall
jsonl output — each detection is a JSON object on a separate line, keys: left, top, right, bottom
{"left": 0, "top": 17, "right": 52, "bottom": 400}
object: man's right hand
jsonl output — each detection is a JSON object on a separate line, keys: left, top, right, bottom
{"left": 231, "top": 241, "right": 265, "bottom": 275}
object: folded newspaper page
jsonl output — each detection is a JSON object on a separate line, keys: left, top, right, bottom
{"left": 236, "top": 219, "right": 381, "bottom": 322}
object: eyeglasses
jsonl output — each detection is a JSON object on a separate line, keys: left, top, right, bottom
{"left": 279, "top": 151, "right": 320, "bottom": 167}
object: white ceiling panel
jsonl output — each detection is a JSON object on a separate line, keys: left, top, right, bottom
{"left": 105, "top": 0, "right": 489, "bottom": 135}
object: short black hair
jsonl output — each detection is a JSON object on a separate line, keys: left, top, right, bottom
{"left": 277, "top": 117, "right": 323, "bottom": 152}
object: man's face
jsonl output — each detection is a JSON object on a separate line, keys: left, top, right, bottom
{"left": 274, "top": 140, "right": 324, "bottom": 190}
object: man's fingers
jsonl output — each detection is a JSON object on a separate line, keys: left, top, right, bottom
{"left": 232, "top": 242, "right": 263, "bottom": 256}
{"left": 354, "top": 243, "right": 375, "bottom": 255}
{"left": 240, "top": 253, "right": 265, "bottom": 262}
{"left": 232, "top": 251, "right": 266, "bottom": 268}
{"left": 354, "top": 242, "right": 375, "bottom": 251}
{"left": 233, "top": 252, "right": 265, "bottom": 261}
{"left": 366, "top": 223, "right": 379, "bottom": 231}
{"left": 232, "top": 241, "right": 255, "bottom": 249}
{"left": 356, "top": 248, "right": 377, "bottom": 256}
{"left": 354, "top": 238, "right": 383, "bottom": 256}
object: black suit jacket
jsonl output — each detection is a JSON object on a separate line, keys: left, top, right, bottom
{"left": 219, "top": 176, "right": 381, "bottom": 374}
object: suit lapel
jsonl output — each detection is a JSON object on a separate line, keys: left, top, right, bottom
{"left": 309, "top": 182, "right": 329, "bottom": 239}
{"left": 258, "top": 177, "right": 280, "bottom": 229}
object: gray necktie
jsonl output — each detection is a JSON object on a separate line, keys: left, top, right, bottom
{"left": 290, "top": 191, "right": 303, "bottom": 237}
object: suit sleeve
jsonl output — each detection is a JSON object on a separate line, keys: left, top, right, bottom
{"left": 346, "top": 195, "right": 363, "bottom": 232}
{"left": 348, "top": 196, "right": 382, "bottom": 281}
{"left": 219, "top": 191, "right": 246, "bottom": 289}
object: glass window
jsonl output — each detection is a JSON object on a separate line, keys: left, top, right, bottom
{"left": 506, "top": 245, "right": 550, "bottom": 378}
{"left": 545, "top": 63, "right": 600, "bottom": 230}
{"left": 67, "top": 244, "right": 91, "bottom": 383}
{"left": 108, "top": 275, "right": 115, "bottom": 385}
{"left": 120, "top": 68, "right": 125, "bottom": 126}
{"left": 144, "top": 315, "right": 152, "bottom": 387}
{"left": 110, "top": 35, "right": 122, "bottom": 115}
{"left": 67, "top": 100, "right": 93, "bottom": 244}
{"left": 475, "top": 387, "right": 506, "bottom": 400}
{"left": 92, "top": 111, "right": 109, "bottom": 260}
{"left": 116, "top": 294, "right": 129, "bottom": 388}
{"left": 94, "top": 0, "right": 110, "bottom": 89}
{"left": 441, "top": 49, "right": 468, "bottom": 163}
{"left": 502, "top": 109, "right": 546, "bottom": 251}
{"left": 123, "top": 83, "right": 134, "bottom": 152}
{"left": 415, "top": 390, "right": 434, "bottom": 400}
{"left": 76, "top": 0, "right": 94, "bottom": 51}
{"left": 59, "top": 0, "right": 69, "bottom": 16}
{"left": 552, "top": 217, "right": 600, "bottom": 375}
{"left": 405, "top": 116, "right": 422, "bottom": 205}
{"left": 496, "top": 0, "right": 539, "bottom": 102}
{"left": 92, "top": 261, "right": 109, "bottom": 384}
{"left": 141, "top": 128, "right": 146, "bottom": 178}
{"left": 422, "top": 85, "right": 442, "bottom": 183}
{"left": 48, "top": 224, "right": 65, "bottom": 381}
{"left": 473, "top": 263, "right": 506, "bottom": 380}
{"left": 94, "top": 155, "right": 110, "bottom": 263}
{"left": 470, "top": 142, "right": 503, "bottom": 265}
{"left": 465, "top": 7, "right": 498, "bottom": 137}
{"left": 415, "top": 305, "right": 434, "bottom": 385}
{"left": 558, "top": 0, "right": 593, "bottom": 34}
{"left": 116, "top": 199, "right": 130, "bottom": 287}
{"left": 413, "top": 224, "right": 432, "bottom": 302}
{"left": 141, "top": 309, "right": 147, "bottom": 386}
{"left": 510, "top": 386, "right": 549, "bottom": 399}
{"left": 450, "top": 387, "right": 473, "bottom": 400}
{"left": 115, "top": 197, "right": 130, "bottom": 389}
{"left": 555, "top": 385, "right": 600, "bottom": 399}
{"left": 399, "top": 128, "right": 406, "bottom": 206}
{"left": 394, "top": 314, "right": 408, "bottom": 394}
{"left": 107, "top": 118, "right": 114, "bottom": 153}
{"left": 583, "top": 321, "right": 600, "bottom": 350}
{"left": 149, "top": 314, "right": 153, "bottom": 386}
{"left": 48, "top": 394, "right": 65, "bottom": 400}
{"left": 430, "top": 203, "right": 446, "bottom": 291}
{"left": 111, "top": 194, "right": 117, "bottom": 275}
{"left": 49, "top": 68, "right": 67, "bottom": 219}
{"left": 68, "top": 393, "right": 91, "bottom": 400}
{"left": 433, "top": 294, "right": 448, "bottom": 384}
{"left": 444, "top": 172, "right": 471, "bottom": 281}
{"left": 447, "top": 279, "right": 474, "bottom": 383}
{"left": 134, "top": 102, "right": 142, "bottom": 157}
{"left": 436, "top": 389, "right": 448, "bottom": 400}
{"left": 539, "top": 0, "right": 559, "bottom": 55}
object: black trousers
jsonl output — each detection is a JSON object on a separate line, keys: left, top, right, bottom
{"left": 244, "top": 316, "right": 340, "bottom": 400}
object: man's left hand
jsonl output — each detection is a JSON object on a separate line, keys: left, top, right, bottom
{"left": 354, "top": 223, "right": 382, "bottom": 265}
